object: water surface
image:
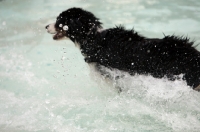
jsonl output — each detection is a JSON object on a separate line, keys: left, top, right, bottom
{"left": 0, "top": 0, "right": 200, "bottom": 131}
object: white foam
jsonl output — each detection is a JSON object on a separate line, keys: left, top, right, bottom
{"left": 0, "top": 0, "right": 200, "bottom": 131}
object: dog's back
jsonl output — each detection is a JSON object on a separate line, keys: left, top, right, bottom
{"left": 86, "top": 26, "right": 200, "bottom": 89}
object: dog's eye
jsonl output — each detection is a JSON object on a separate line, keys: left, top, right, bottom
{"left": 63, "top": 25, "right": 68, "bottom": 31}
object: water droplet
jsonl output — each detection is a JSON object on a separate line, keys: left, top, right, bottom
{"left": 63, "top": 25, "right": 68, "bottom": 30}
{"left": 59, "top": 24, "right": 63, "bottom": 27}
{"left": 2, "top": 21, "right": 6, "bottom": 26}
{"left": 61, "top": 56, "right": 65, "bottom": 60}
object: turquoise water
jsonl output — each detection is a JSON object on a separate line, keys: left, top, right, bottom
{"left": 0, "top": 0, "right": 200, "bottom": 131}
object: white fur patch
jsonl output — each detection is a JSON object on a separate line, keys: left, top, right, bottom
{"left": 46, "top": 23, "right": 57, "bottom": 34}
{"left": 74, "top": 41, "right": 81, "bottom": 50}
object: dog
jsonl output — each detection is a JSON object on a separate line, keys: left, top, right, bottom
{"left": 46, "top": 7, "right": 200, "bottom": 91}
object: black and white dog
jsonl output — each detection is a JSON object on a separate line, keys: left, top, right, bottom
{"left": 46, "top": 7, "right": 200, "bottom": 91}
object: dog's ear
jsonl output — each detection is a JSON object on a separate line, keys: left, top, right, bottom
{"left": 67, "top": 16, "right": 92, "bottom": 36}
{"left": 64, "top": 8, "right": 102, "bottom": 41}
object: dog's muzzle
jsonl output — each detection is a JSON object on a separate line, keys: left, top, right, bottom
{"left": 45, "top": 23, "right": 67, "bottom": 40}
{"left": 46, "top": 23, "right": 57, "bottom": 34}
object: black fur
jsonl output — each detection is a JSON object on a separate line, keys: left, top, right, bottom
{"left": 46, "top": 7, "right": 200, "bottom": 90}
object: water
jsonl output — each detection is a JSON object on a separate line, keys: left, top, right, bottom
{"left": 0, "top": 0, "right": 200, "bottom": 131}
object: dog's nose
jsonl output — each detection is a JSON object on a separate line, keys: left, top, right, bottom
{"left": 45, "top": 25, "right": 49, "bottom": 29}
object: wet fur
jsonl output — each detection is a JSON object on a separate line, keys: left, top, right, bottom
{"left": 46, "top": 7, "right": 200, "bottom": 91}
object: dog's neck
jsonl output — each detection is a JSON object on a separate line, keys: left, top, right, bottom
{"left": 73, "top": 26, "right": 102, "bottom": 46}
{"left": 71, "top": 26, "right": 103, "bottom": 58}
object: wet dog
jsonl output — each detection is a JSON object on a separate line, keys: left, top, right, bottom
{"left": 46, "top": 7, "right": 200, "bottom": 91}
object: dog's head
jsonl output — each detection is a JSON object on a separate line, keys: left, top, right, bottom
{"left": 46, "top": 7, "right": 102, "bottom": 42}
